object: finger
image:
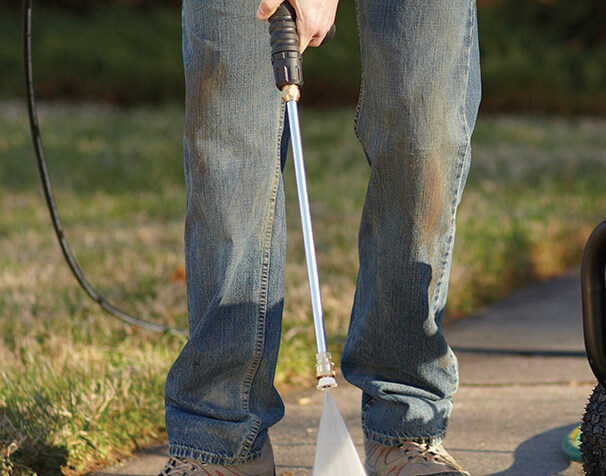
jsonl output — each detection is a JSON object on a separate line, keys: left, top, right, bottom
{"left": 256, "top": 0, "right": 284, "bottom": 20}
{"left": 308, "top": 34, "right": 325, "bottom": 48}
{"left": 298, "top": 30, "right": 312, "bottom": 53}
{"left": 295, "top": 15, "right": 323, "bottom": 53}
{"left": 299, "top": 23, "right": 331, "bottom": 51}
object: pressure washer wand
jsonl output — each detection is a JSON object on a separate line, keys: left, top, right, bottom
{"left": 269, "top": 3, "right": 337, "bottom": 390}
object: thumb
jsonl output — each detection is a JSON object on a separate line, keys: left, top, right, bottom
{"left": 256, "top": 0, "right": 285, "bottom": 20}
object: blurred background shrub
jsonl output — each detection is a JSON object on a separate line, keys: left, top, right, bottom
{"left": 2, "top": 0, "right": 605, "bottom": 112}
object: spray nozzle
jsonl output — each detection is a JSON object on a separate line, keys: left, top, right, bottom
{"left": 317, "top": 376, "right": 338, "bottom": 390}
{"left": 315, "top": 352, "right": 337, "bottom": 390}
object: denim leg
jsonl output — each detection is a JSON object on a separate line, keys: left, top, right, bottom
{"left": 164, "top": 0, "right": 288, "bottom": 465}
{"left": 342, "top": 0, "right": 481, "bottom": 446}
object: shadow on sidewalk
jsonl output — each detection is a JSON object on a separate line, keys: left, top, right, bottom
{"left": 486, "top": 422, "right": 580, "bottom": 476}
{"left": 91, "top": 444, "right": 168, "bottom": 476}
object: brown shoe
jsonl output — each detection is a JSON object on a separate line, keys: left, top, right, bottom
{"left": 157, "top": 439, "right": 275, "bottom": 476}
{"left": 364, "top": 440, "right": 470, "bottom": 476}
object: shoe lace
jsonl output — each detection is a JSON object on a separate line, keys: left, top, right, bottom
{"left": 401, "top": 443, "right": 453, "bottom": 465}
{"left": 158, "top": 457, "right": 198, "bottom": 476}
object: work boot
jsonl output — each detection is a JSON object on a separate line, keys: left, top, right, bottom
{"left": 157, "top": 438, "right": 275, "bottom": 476}
{"left": 364, "top": 440, "right": 470, "bottom": 476}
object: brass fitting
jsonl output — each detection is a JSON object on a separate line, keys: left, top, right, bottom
{"left": 281, "top": 84, "right": 301, "bottom": 103}
{"left": 316, "top": 351, "right": 338, "bottom": 390}
{"left": 315, "top": 351, "right": 336, "bottom": 379}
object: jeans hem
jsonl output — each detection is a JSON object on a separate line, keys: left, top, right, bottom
{"left": 362, "top": 428, "right": 446, "bottom": 448}
{"left": 168, "top": 441, "right": 263, "bottom": 466}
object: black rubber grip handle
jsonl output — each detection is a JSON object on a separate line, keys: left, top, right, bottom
{"left": 268, "top": 2, "right": 336, "bottom": 90}
{"left": 269, "top": 2, "right": 303, "bottom": 89}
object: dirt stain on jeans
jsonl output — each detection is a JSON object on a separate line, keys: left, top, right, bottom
{"left": 184, "top": 41, "right": 227, "bottom": 148}
{"left": 419, "top": 149, "right": 446, "bottom": 245}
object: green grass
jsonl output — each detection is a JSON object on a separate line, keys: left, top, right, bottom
{"left": 3, "top": 0, "right": 606, "bottom": 111}
{"left": 450, "top": 116, "right": 606, "bottom": 314}
{"left": 0, "top": 1, "right": 360, "bottom": 106}
{"left": 1, "top": 102, "right": 606, "bottom": 474}
{"left": 477, "top": 0, "right": 606, "bottom": 113}
{"left": 0, "top": 102, "right": 188, "bottom": 475}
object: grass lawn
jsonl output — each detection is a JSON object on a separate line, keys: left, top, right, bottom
{"left": 1, "top": 101, "right": 605, "bottom": 474}
{"left": 3, "top": 1, "right": 606, "bottom": 111}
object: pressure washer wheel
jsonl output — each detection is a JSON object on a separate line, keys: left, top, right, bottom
{"left": 581, "top": 383, "right": 606, "bottom": 475}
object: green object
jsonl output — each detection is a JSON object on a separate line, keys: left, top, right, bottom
{"left": 562, "top": 425, "right": 582, "bottom": 462}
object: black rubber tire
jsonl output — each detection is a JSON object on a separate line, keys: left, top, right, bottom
{"left": 581, "top": 383, "right": 606, "bottom": 475}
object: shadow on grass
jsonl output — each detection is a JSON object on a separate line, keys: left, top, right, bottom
{"left": 1, "top": 405, "right": 69, "bottom": 476}
{"left": 10, "top": 444, "right": 69, "bottom": 476}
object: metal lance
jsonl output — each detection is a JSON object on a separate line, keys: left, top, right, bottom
{"left": 269, "top": 3, "right": 336, "bottom": 390}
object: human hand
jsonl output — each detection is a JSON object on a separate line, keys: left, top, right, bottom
{"left": 256, "top": 0, "right": 339, "bottom": 53}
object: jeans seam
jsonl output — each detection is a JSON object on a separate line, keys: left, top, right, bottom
{"left": 460, "top": 0, "right": 477, "bottom": 145}
{"left": 352, "top": 0, "right": 366, "bottom": 163}
{"left": 239, "top": 101, "right": 285, "bottom": 459}
{"left": 236, "top": 417, "right": 263, "bottom": 462}
{"left": 429, "top": 0, "right": 476, "bottom": 318}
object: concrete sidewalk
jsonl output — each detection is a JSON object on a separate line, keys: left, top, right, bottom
{"left": 92, "top": 271, "right": 594, "bottom": 476}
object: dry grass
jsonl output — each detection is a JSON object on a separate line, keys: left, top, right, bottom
{"left": 1, "top": 103, "right": 605, "bottom": 473}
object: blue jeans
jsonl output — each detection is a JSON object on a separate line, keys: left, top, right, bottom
{"left": 165, "top": 0, "right": 481, "bottom": 465}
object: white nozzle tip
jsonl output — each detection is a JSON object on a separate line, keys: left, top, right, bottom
{"left": 317, "top": 376, "right": 338, "bottom": 391}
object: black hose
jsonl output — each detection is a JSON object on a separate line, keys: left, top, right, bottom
{"left": 22, "top": 0, "right": 186, "bottom": 338}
